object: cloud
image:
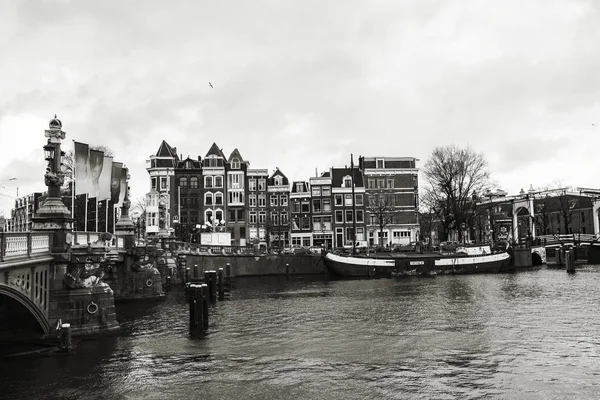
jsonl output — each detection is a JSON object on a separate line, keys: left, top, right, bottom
{"left": 2, "top": 0, "right": 600, "bottom": 217}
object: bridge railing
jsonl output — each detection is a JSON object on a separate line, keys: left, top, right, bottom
{"left": 0, "top": 232, "right": 52, "bottom": 262}
{"left": 71, "top": 231, "right": 125, "bottom": 248}
{"left": 535, "top": 233, "right": 600, "bottom": 245}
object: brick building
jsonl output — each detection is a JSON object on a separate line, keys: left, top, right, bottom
{"left": 247, "top": 168, "right": 269, "bottom": 247}
{"left": 170, "top": 156, "right": 203, "bottom": 242}
{"left": 226, "top": 149, "right": 248, "bottom": 246}
{"left": 201, "top": 143, "right": 226, "bottom": 234}
{"left": 290, "top": 181, "right": 312, "bottom": 248}
{"left": 331, "top": 166, "right": 367, "bottom": 248}
{"left": 310, "top": 172, "right": 333, "bottom": 249}
{"left": 267, "top": 168, "right": 290, "bottom": 249}
{"left": 360, "top": 156, "right": 419, "bottom": 247}
{"left": 146, "top": 140, "right": 178, "bottom": 236}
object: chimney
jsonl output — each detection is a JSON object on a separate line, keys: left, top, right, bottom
{"left": 198, "top": 156, "right": 201, "bottom": 161}
{"left": 315, "top": 168, "right": 318, "bottom": 177}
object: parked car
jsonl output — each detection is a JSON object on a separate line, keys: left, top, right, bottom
{"left": 282, "top": 247, "right": 294, "bottom": 255}
{"left": 293, "top": 247, "right": 312, "bottom": 255}
{"left": 308, "top": 246, "right": 323, "bottom": 254}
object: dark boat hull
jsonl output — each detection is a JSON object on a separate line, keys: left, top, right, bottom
{"left": 324, "top": 252, "right": 511, "bottom": 278}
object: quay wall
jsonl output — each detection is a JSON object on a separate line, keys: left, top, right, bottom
{"left": 182, "top": 254, "right": 326, "bottom": 276}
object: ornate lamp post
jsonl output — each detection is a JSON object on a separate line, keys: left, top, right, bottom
{"left": 32, "top": 115, "right": 73, "bottom": 253}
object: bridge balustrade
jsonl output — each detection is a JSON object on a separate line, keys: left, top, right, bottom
{"left": 0, "top": 232, "right": 52, "bottom": 262}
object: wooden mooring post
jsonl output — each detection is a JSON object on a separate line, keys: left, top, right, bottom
{"left": 218, "top": 268, "right": 224, "bottom": 301}
{"left": 59, "top": 322, "right": 72, "bottom": 352}
{"left": 204, "top": 270, "right": 217, "bottom": 303}
{"left": 188, "top": 283, "right": 209, "bottom": 335}
{"left": 565, "top": 249, "right": 576, "bottom": 273}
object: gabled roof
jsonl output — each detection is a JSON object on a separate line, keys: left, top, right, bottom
{"left": 205, "top": 142, "right": 226, "bottom": 158}
{"left": 175, "top": 157, "right": 202, "bottom": 169}
{"left": 270, "top": 168, "right": 287, "bottom": 180}
{"left": 291, "top": 181, "right": 310, "bottom": 193}
{"left": 228, "top": 148, "right": 245, "bottom": 163}
{"left": 156, "top": 140, "right": 178, "bottom": 159}
{"left": 331, "top": 167, "right": 364, "bottom": 188}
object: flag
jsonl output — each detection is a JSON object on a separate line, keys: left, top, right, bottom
{"left": 89, "top": 149, "right": 104, "bottom": 198}
{"left": 74, "top": 141, "right": 90, "bottom": 195}
{"left": 111, "top": 162, "right": 123, "bottom": 204}
{"left": 118, "top": 167, "right": 128, "bottom": 206}
{"left": 98, "top": 155, "right": 113, "bottom": 200}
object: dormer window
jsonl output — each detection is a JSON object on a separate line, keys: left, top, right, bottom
{"left": 275, "top": 176, "right": 283, "bottom": 186}
{"left": 343, "top": 175, "right": 352, "bottom": 188}
{"left": 295, "top": 183, "right": 303, "bottom": 192}
{"left": 232, "top": 158, "right": 240, "bottom": 169}
{"left": 376, "top": 159, "right": 385, "bottom": 169}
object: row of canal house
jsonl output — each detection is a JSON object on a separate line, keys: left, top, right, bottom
{"left": 146, "top": 140, "right": 420, "bottom": 248}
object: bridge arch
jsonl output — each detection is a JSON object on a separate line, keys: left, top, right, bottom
{"left": 0, "top": 285, "right": 50, "bottom": 334}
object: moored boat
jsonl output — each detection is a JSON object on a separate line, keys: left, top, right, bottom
{"left": 324, "top": 245, "right": 511, "bottom": 278}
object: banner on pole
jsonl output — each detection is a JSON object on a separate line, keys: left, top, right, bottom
{"left": 74, "top": 142, "right": 90, "bottom": 195}
{"left": 98, "top": 155, "right": 113, "bottom": 200}
{"left": 111, "top": 162, "right": 123, "bottom": 205}
{"left": 89, "top": 149, "right": 104, "bottom": 198}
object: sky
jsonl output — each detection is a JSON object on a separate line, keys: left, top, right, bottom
{"left": 1, "top": 0, "right": 600, "bottom": 217}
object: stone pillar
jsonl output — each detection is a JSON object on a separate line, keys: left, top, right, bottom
{"left": 512, "top": 203, "right": 519, "bottom": 244}
{"left": 592, "top": 199, "right": 600, "bottom": 236}
{"left": 115, "top": 167, "right": 136, "bottom": 249}
{"left": 529, "top": 196, "right": 536, "bottom": 239}
{"left": 31, "top": 115, "right": 73, "bottom": 254}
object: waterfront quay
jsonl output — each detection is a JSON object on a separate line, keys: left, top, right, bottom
{"left": 2, "top": 269, "right": 600, "bottom": 399}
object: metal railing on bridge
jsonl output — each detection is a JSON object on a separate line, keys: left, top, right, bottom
{"left": 532, "top": 233, "right": 600, "bottom": 247}
{"left": 171, "top": 241, "right": 256, "bottom": 255}
{"left": 0, "top": 232, "right": 52, "bottom": 262}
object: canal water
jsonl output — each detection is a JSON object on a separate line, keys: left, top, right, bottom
{"left": 1, "top": 267, "right": 600, "bottom": 399}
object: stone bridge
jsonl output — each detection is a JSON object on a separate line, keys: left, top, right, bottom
{"left": 0, "top": 232, "right": 54, "bottom": 333}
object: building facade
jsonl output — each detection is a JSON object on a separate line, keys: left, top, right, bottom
{"left": 170, "top": 156, "right": 203, "bottom": 242}
{"left": 361, "top": 156, "right": 419, "bottom": 247}
{"left": 201, "top": 143, "right": 227, "bottom": 235}
{"left": 331, "top": 166, "right": 367, "bottom": 248}
{"left": 310, "top": 172, "right": 333, "bottom": 249}
{"left": 290, "top": 181, "right": 312, "bottom": 248}
{"left": 267, "top": 168, "right": 290, "bottom": 249}
{"left": 226, "top": 149, "right": 248, "bottom": 246}
{"left": 247, "top": 168, "right": 269, "bottom": 247}
{"left": 146, "top": 140, "right": 178, "bottom": 235}
{"left": 8, "top": 193, "right": 42, "bottom": 232}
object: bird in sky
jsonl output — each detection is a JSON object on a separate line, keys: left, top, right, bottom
{"left": 592, "top": 124, "right": 596, "bottom": 126}
{"left": 209, "top": 82, "right": 213, "bottom": 89}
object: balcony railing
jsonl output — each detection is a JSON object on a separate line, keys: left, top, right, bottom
{"left": 0, "top": 232, "right": 52, "bottom": 262}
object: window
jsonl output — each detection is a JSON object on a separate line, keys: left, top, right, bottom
{"left": 259, "top": 228, "right": 266, "bottom": 240}
{"left": 370, "top": 215, "right": 377, "bottom": 225}
{"left": 240, "top": 227, "right": 246, "bottom": 238}
{"left": 323, "top": 198, "right": 331, "bottom": 212}
{"left": 313, "top": 199, "right": 321, "bottom": 213}
{"left": 229, "top": 173, "right": 243, "bottom": 189}
{"left": 160, "top": 177, "right": 167, "bottom": 190}
{"left": 301, "top": 202, "right": 310, "bottom": 213}
{"left": 249, "top": 195, "right": 257, "bottom": 207}
{"left": 312, "top": 186, "right": 321, "bottom": 196}
{"left": 180, "top": 177, "right": 188, "bottom": 187}
{"left": 215, "top": 192, "right": 223, "bottom": 205}
{"left": 270, "top": 195, "right": 278, "bottom": 206}
{"left": 258, "top": 211, "right": 266, "bottom": 224}
{"left": 335, "top": 210, "right": 343, "bottom": 223}
{"left": 313, "top": 217, "right": 322, "bottom": 231}
{"left": 292, "top": 216, "right": 300, "bottom": 230}
{"left": 205, "top": 176, "right": 213, "bottom": 188}
{"left": 190, "top": 177, "right": 198, "bottom": 189}
{"left": 581, "top": 212, "right": 586, "bottom": 223}
{"left": 356, "top": 227, "right": 365, "bottom": 241}
{"left": 258, "top": 179, "right": 266, "bottom": 191}
{"left": 231, "top": 158, "right": 240, "bottom": 169}
{"left": 292, "top": 202, "right": 300, "bottom": 213}
{"left": 376, "top": 159, "right": 384, "bottom": 169}
{"left": 345, "top": 210, "right": 353, "bottom": 222}
{"left": 295, "top": 182, "right": 303, "bottom": 192}
{"left": 215, "top": 176, "right": 223, "bottom": 188}
{"left": 275, "top": 176, "right": 283, "bottom": 186}
{"left": 229, "top": 210, "right": 236, "bottom": 221}
{"left": 355, "top": 194, "right": 363, "bottom": 206}
{"left": 249, "top": 211, "right": 257, "bottom": 224}
{"left": 377, "top": 179, "right": 384, "bottom": 188}
{"left": 345, "top": 194, "right": 353, "bottom": 206}
{"left": 249, "top": 227, "right": 258, "bottom": 238}
{"left": 229, "top": 191, "right": 244, "bottom": 204}
{"left": 271, "top": 212, "right": 279, "bottom": 226}
{"left": 151, "top": 177, "right": 157, "bottom": 190}
{"left": 249, "top": 179, "right": 256, "bottom": 191}
{"left": 292, "top": 237, "right": 302, "bottom": 247}
{"left": 205, "top": 193, "right": 213, "bottom": 205}
{"left": 334, "top": 195, "right": 343, "bottom": 206}
{"left": 368, "top": 179, "right": 375, "bottom": 189}
{"left": 344, "top": 178, "right": 352, "bottom": 188}
{"left": 387, "top": 179, "right": 394, "bottom": 188}
{"left": 356, "top": 210, "right": 364, "bottom": 223}
{"left": 301, "top": 217, "right": 310, "bottom": 230}
{"left": 281, "top": 212, "right": 289, "bottom": 224}
{"left": 346, "top": 227, "right": 354, "bottom": 242}
{"left": 205, "top": 210, "right": 213, "bottom": 224}
{"left": 237, "top": 209, "right": 245, "bottom": 220}
{"left": 215, "top": 210, "right": 223, "bottom": 222}
{"left": 323, "top": 216, "right": 332, "bottom": 231}
{"left": 281, "top": 195, "right": 288, "bottom": 206}
{"left": 322, "top": 187, "right": 331, "bottom": 196}
{"left": 258, "top": 195, "right": 266, "bottom": 207}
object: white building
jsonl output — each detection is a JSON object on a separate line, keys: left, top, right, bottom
{"left": 145, "top": 141, "right": 178, "bottom": 235}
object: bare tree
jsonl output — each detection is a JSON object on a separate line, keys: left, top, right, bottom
{"left": 422, "top": 145, "right": 490, "bottom": 242}
{"left": 368, "top": 190, "right": 400, "bottom": 247}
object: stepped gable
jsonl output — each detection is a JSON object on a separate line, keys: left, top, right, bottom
{"left": 205, "top": 142, "right": 226, "bottom": 158}
{"left": 331, "top": 167, "right": 364, "bottom": 187}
